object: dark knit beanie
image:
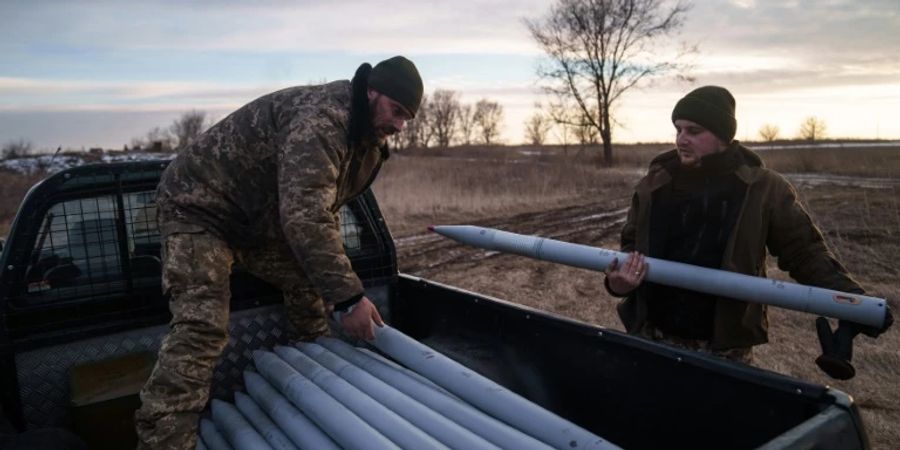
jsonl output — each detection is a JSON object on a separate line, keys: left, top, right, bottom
{"left": 671, "top": 86, "right": 737, "bottom": 142}
{"left": 367, "top": 56, "right": 424, "bottom": 117}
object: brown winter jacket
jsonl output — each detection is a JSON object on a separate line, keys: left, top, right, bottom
{"left": 157, "top": 78, "right": 386, "bottom": 306}
{"left": 616, "top": 142, "right": 864, "bottom": 349}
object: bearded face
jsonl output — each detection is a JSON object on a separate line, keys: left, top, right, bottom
{"left": 367, "top": 89, "right": 413, "bottom": 144}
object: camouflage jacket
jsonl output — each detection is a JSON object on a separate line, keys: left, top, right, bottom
{"left": 617, "top": 142, "right": 864, "bottom": 349}
{"left": 157, "top": 80, "right": 387, "bottom": 305}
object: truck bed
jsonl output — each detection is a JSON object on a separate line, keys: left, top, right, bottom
{"left": 390, "top": 275, "right": 868, "bottom": 450}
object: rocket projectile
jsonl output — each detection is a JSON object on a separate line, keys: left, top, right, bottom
{"left": 210, "top": 399, "right": 273, "bottom": 450}
{"left": 242, "top": 372, "right": 339, "bottom": 450}
{"left": 370, "top": 325, "right": 620, "bottom": 450}
{"left": 252, "top": 351, "right": 399, "bottom": 450}
{"left": 430, "top": 225, "right": 888, "bottom": 329}
{"left": 273, "top": 346, "right": 449, "bottom": 450}
{"left": 296, "top": 342, "right": 502, "bottom": 450}
{"left": 199, "top": 419, "right": 231, "bottom": 450}
{"left": 317, "top": 337, "right": 552, "bottom": 450}
{"left": 232, "top": 392, "right": 299, "bottom": 450}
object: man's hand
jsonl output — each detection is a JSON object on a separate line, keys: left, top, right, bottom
{"left": 605, "top": 251, "right": 648, "bottom": 296}
{"left": 339, "top": 296, "right": 384, "bottom": 341}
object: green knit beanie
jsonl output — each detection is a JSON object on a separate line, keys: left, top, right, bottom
{"left": 367, "top": 56, "right": 424, "bottom": 117}
{"left": 671, "top": 86, "right": 737, "bottom": 142}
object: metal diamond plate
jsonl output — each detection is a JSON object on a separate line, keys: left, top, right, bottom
{"left": 209, "top": 307, "right": 291, "bottom": 402}
{"left": 16, "top": 305, "right": 290, "bottom": 430}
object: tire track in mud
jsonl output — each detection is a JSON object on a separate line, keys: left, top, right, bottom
{"left": 396, "top": 199, "right": 630, "bottom": 276}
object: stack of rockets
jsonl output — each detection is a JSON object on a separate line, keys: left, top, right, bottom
{"left": 196, "top": 325, "right": 619, "bottom": 450}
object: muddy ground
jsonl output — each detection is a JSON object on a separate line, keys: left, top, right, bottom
{"left": 392, "top": 175, "right": 900, "bottom": 449}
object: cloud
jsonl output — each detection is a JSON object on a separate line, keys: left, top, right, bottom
{"left": 684, "top": 0, "right": 900, "bottom": 68}
{"left": 2, "top": 0, "right": 899, "bottom": 146}
{"left": 1, "top": 0, "right": 547, "bottom": 55}
{"left": 0, "top": 77, "right": 284, "bottom": 111}
{"left": 728, "top": 0, "right": 757, "bottom": 8}
{"left": 0, "top": 109, "right": 233, "bottom": 150}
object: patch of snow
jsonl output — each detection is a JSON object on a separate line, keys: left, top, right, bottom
{"left": 0, "top": 152, "right": 176, "bottom": 175}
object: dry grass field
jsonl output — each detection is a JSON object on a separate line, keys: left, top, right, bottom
{"left": 1, "top": 142, "right": 898, "bottom": 447}
{"left": 374, "top": 142, "right": 900, "bottom": 449}
{"left": 376, "top": 145, "right": 639, "bottom": 237}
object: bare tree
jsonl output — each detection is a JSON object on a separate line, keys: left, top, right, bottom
{"left": 798, "top": 116, "right": 827, "bottom": 141}
{"left": 524, "top": 111, "right": 553, "bottom": 145}
{"left": 170, "top": 110, "right": 210, "bottom": 151}
{"left": 758, "top": 123, "right": 780, "bottom": 142}
{"left": 1, "top": 138, "right": 34, "bottom": 159}
{"left": 473, "top": 99, "right": 504, "bottom": 145}
{"left": 427, "top": 90, "right": 461, "bottom": 148}
{"left": 526, "top": 0, "right": 693, "bottom": 165}
{"left": 457, "top": 104, "right": 476, "bottom": 145}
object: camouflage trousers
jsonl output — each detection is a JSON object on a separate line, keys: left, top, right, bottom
{"left": 134, "top": 229, "right": 329, "bottom": 450}
{"left": 638, "top": 324, "right": 754, "bottom": 365}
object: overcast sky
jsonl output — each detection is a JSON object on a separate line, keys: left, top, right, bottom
{"left": 1, "top": 0, "right": 898, "bottom": 150}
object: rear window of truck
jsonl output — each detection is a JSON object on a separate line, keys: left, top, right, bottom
{"left": 20, "top": 192, "right": 371, "bottom": 306}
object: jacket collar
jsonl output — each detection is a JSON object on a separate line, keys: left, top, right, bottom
{"left": 638, "top": 141, "right": 763, "bottom": 194}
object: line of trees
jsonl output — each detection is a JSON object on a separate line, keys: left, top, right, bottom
{"left": 389, "top": 91, "right": 506, "bottom": 149}
{"left": 126, "top": 94, "right": 508, "bottom": 152}
{"left": 0, "top": 111, "right": 859, "bottom": 163}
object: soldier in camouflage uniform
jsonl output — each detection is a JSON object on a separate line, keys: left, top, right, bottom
{"left": 134, "top": 56, "right": 424, "bottom": 450}
{"left": 604, "top": 86, "right": 870, "bottom": 365}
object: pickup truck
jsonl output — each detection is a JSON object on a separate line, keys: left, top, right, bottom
{"left": 0, "top": 161, "right": 871, "bottom": 449}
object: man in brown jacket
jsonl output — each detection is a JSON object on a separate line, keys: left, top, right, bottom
{"left": 604, "top": 86, "right": 870, "bottom": 363}
{"left": 135, "top": 56, "right": 423, "bottom": 449}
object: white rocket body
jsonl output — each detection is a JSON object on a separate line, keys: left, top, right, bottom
{"left": 430, "top": 225, "right": 887, "bottom": 329}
